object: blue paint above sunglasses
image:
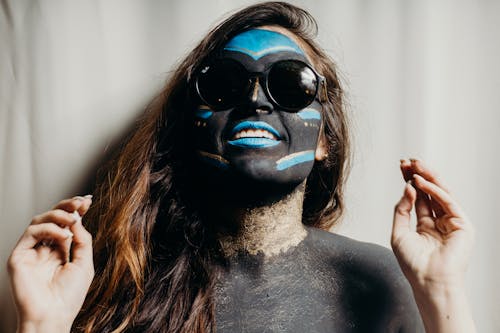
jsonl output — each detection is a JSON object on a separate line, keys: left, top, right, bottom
{"left": 224, "top": 29, "right": 304, "bottom": 60}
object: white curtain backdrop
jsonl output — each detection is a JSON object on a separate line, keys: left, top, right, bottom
{"left": 1, "top": 1, "right": 499, "bottom": 332}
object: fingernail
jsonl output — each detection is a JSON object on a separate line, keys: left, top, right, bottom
{"left": 71, "top": 210, "right": 82, "bottom": 223}
{"left": 412, "top": 174, "right": 423, "bottom": 181}
{"left": 84, "top": 194, "right": 93, "bottom": 200}
{"left": 64, "top": 229, "right": 74, "bottom": 238}
{"left": 73, "top": 196, "right": 84, "bottom": 201}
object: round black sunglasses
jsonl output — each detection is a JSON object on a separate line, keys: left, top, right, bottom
{"left": 194, "top": 59, "right": 327, "bottom": 112}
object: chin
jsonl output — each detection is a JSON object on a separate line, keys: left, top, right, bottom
{"left": 194, "top": 161, "right": 313, "bottom": 207}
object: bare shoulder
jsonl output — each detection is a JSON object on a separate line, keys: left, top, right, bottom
{"left": 302, "top": 226, "right": 425, "bottom": 332}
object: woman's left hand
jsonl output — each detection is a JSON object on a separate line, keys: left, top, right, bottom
{"left": 392, "top": 158, "right": 474, "bottom": 289}
{"left": 391, "top": 159, "right": 476, "bottom": 332}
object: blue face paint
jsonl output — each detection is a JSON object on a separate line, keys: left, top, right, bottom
{"left": 230, "top": 121, "right": 281, "bottom": 138}
{"left": 195, "top": 107, "right": 213, "bottom": 119}
{"left": 228, "top": 121, "right": 281, "bottom": 149}
{"left": 192, "top": 29, "right": 323, "bottom": 193}
{"left": 197, "top": 150, "right": 229, "bottom": 170}
{"left": 297, "top": 109, "right": 321, "bottom": 120}
{"left": 276, "top": 150, "right": 315, "bottom": 171}
{"left": 224, "top": 29, "right": 304, "bottom": 60}
{"left": 229, "top": 138, "right": 280, "bottom": 148}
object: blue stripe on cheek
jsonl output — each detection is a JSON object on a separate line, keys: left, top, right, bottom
{"left": 276, "top": 151, "right": 315, "bottom": 171}
{"left": 297, "top": 109, "right": 321, "bottom": 120}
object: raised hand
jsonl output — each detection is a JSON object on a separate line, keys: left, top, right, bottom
{"left": 392, "top": 159, "right": 476, "bottom": 333}
{"left": 7, "top": 196, "right": 94, "bottom": 333}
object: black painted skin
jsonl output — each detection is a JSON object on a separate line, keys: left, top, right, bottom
{"left": 214, "top": 227, "right": 425, "bottom": 333}
{"left": 192, "top": 30, "right": 425, "bottom": 332}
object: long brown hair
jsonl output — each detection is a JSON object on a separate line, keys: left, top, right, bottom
{"left": 73, "top": 2, "right": 350, "bottom": 332}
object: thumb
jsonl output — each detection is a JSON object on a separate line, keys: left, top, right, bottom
{"left": 391, "top": 181, "right": 416, "bottom": 249}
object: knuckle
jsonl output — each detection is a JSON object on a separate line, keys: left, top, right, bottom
{"left": 393, "top": 203, "right": 401, "bottom": 213}
{"left": 6, "top": 254, "right": 18, "bottom": 274}
{"left": 53, "top": 209, "right": 72, "bottom": 221}
{"left": 394, "top": 204, "right": 407, "bottom": 216}
{"left": 31, "top": 214, "right": 42, "bottom": 225}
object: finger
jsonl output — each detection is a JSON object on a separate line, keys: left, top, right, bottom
{"left": 53, "top": 195, "right": 93, "bottom": 216}
{"left": 414, "top": 186, "right": 434, "bottom": 220}
{"left": 412, "top": 174, "right": 465, "bottom": 218}
{"left": 69, "top": 211, "right": 94, "bottom": 269}
{"left": 391, "top": 181, "right": 416, "bottom": 248}
{"left": 400, "top": 159, "right": 434, "bottom": 220}
{"left": 410, "top": 159, "right": 450, "bottom": 193}
{"left": 410, "top": 159, "right": 449, "bottom": 217}
{"left": 31, "top": 209, "right": 79, "bottom": 228}
{"left": 16, "top": 223, "right": 73, "bottom": 251}
{"left": 431, "top": 200, "right": 446, "bottom": 219}
{"left": 434, "top": 217, "right": 462, "bottom": 235}
{"left": 399, "top": 159, "right": 413, "bottom": 182}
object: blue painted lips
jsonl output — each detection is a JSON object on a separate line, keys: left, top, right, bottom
{"left": 228, "top": 121, "right": 281, "bottom": 148}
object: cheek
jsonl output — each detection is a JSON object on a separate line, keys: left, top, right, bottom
{"left": 192, "top": 107, "right": 230, "bottom": 169}
{"left": 286, "top": 108, "right": 322, "bottom": 148}
{"left": 193, "top": 107, "right": 214, "bottom": 129}
{"left": 192, "top": 106, "right": 230, "bottom": 152}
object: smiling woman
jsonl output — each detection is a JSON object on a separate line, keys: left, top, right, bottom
{"left": 7, "top": 2, "right": 476, "bottom": 333}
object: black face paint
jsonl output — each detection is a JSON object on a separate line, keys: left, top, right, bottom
{"left": 190, "top": 29, "right": 323, "bottom": 205}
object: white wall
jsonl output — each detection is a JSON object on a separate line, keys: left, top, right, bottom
{"left": 1, "top": 1, "right": 499, "bottom": 332}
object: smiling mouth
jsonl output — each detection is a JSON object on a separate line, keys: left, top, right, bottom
{"left": 232, "top": 129, "right": 278, "bottom": 140}
{"left": 228, "top": 121, "right": 281, "bottom": 148}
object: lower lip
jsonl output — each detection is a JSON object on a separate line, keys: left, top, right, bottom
{"left": 228, "top": 137, "right": 280, "bottom": 148}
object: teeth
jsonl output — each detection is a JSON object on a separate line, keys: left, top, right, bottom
{"left": 233, "top": 129, "right": 277, "bottom": 140}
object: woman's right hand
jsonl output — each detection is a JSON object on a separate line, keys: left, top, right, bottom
{"left": 7, "top": 196, "right": 95, "bottom": 333}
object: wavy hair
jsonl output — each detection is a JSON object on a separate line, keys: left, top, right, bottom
{"left": 73, "top": 2, "right": 350, "bottom": 332}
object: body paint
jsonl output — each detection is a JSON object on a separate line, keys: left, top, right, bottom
{"left": 297, "top": 109, "right": 321, "bottom": 120}
{"left": 192, "top": 28, "right": 322, "bottom": 194}
{"left": 229, "top": 138, "right": 280, "bottom": 148}
{"left": 195, "top": 107, "right": 214, "bottom": 119}
{"left": 228, "top": 121, "right": 281, "bottom": 149}
{"left": 224, "top": 29, "right": 304, "bottom": 60}
{"left": 276, "top": 151, "right": 315, "bottom": 171}
{"left": 197, "top": 150, "right": 230, "bottom": 170}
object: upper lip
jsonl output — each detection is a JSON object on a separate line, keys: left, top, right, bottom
{"left": 229, "top": 121, "right": 281, "bottom": 140}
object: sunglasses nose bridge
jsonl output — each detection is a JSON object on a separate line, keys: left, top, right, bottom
{"left": 245, "top": 77, "right": 273, "bottom": 114}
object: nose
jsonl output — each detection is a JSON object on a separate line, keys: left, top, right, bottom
{"left": 245, "top": 77, "right": 273, "bottom": 114}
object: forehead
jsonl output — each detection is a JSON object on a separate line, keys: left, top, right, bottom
{"left": 220, "top": 29, "right": 310, "bottom": 70}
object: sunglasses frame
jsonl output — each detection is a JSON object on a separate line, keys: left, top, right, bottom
{"left": 194, "top": 58, "right": 327, "bottom": 112}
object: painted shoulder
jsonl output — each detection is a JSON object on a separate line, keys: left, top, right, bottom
{"left": 303, "top": 226, "right": 398, "bottom": 268}
{"left": 303, "top": 226, "right": 425, "bottom": 332}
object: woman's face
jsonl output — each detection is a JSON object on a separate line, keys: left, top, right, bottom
{"left": 191, "top": 28, "right": 323, "bottom": 193}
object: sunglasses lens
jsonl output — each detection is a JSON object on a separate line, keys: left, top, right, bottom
{"left": 196, "top": 60, "right": 248, "bottom": 110}
{"left": 268, "top": 61, "right": 318, "bottom": 110}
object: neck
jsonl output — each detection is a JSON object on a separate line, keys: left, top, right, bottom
{"left": 217, "top": 183, "right": 307, "bottom": 258}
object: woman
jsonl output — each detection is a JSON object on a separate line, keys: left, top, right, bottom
{"left": 8, "top": 2, "right": 475, "bottom": 332}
